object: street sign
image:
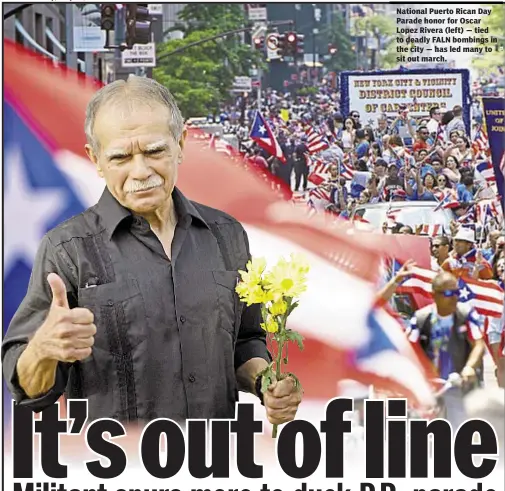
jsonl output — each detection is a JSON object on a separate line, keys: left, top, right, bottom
{"left": 248, "top": 7, "right": 267, "bottom": 21}
{"left": 122, "top": 42, "right": 156, "bottom": 67}
{"left": 266, "top": 33, "right": 280, "bottom": 61}
{"left": 252, "top": 24, "right": 267, "bottom": 41}
{"left": 148, "top": 4, "right": 162, "bottom": 15}
{"left": 232, "top": 76, "right": 252, "bottom": 92}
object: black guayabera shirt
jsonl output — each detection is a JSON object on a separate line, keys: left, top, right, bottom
{"left": 2, "top": 187, "right": 269, "bottom": 423}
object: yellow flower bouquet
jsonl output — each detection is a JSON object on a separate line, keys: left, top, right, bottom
{"left": 235, "top": 253, "right": 310, "bottom": 438}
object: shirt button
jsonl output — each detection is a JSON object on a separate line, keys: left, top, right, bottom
{"left": 188, "top": 374, "right": 196, "bottom": 383}
{"left": 179, "top": 315, "right": 186, "bottom": 323}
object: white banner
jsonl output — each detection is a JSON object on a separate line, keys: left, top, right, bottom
{"left": 347, "top": 71, "right": 464, "bottom": 122}
{"left": 121, "top": 43, "right": 156, "bottom": 67}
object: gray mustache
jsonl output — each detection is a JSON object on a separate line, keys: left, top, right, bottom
{"left": 125, "top": 175, "right": 164, "bottom": 193}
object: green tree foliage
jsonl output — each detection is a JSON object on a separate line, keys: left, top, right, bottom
{"left": 324, "top": 11, "right": 356, "bottom": 73}
{"left": 154, "top": 4, "right": 262, "bottom": 118}
{"left": 354, "top": 14, "right": 398, "bottom": 69}
{"left": 472, "top": 4, "right": 505, "bottom": 74}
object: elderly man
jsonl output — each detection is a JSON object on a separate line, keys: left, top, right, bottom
{"left": 408, "top": 271, "right": 486, "bottom": 427}
{"left": 2, "top": 76, "right": 302, "bottom": 424}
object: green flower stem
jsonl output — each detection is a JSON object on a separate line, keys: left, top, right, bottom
{"left": 271, "top": 310, "right": 288, "bottom": 439}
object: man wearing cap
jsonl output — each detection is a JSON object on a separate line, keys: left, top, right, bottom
{"left": 407, "top": 271, "right": 486, "bottom": 427}
{"left": 442, "top": 228, "right": 493, "bottom": 280}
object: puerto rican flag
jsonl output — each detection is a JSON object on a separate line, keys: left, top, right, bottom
{"left": 305, "top": 127, "right": 330, "bottom": 154}
{"left": 249, "top": 110, "right": 286, "bottom": 163}
{"left": 457, "top": 205, "right": 476, "bottom": 224}
{"left": 476, "top": 198, "right": 503, "bottom": 224}
{"left": 340, "top": 154, "right": 356, "bottom": 180}
{"left": 419, "top": 224, "right": 443, "bottom": 237}
{"left": 433, "top": 192, "right": 460, "bottom": 211}
{"left": 476, "top": 159, "right": 496, "bottom": 184}
{"left": 3, "top": 39, "right": 435, "bottom": 429}
{"left": 398, "top": 266, "right": 504, "bottom": 318}
{"left": 385, "top": 207, "right": 402, "bottom": 226}
{"left": 307, "top": 187, "right": 332, "bottom": 212}
{"left": 472, "top": 125, "right": 490, "bottom": 157}
{"left": 209, "top": 134, "right": 235, "bottom": 157}
{"left": 307, "top": 154, "right": 330, "bottom": 185}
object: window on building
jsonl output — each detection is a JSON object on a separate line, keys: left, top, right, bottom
{"left": 35, "top": 13, "right": 44, "bottom": 47}
{"left": 45, "top": 17, "right": 54, "bottom": 54}
{"left": 15, "top": 13, "right": 24, "bottom": 45}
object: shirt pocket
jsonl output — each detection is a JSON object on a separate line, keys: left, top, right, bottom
{"left": 212, "top": 270, "right": 240, "bottom": 337}
{"left": 77, "top": 278, "right": 148, "bottom": 356}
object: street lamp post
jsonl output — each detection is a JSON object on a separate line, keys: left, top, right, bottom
{"left": 312, "top": 4, "right": 321, "bottom": 84}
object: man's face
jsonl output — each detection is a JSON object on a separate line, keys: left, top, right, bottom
{"left": 431, "top": 160, "right": 443, "bottom": 173}
{"left": 351, "top": 112, "right": 360, "bottom": 124}
{"left": 416, "top": 150, "right": 428, "bottom": 162}
{"left": 388, "top": 165, "right": 398, "bottom": 178}
{"left": 418, "top": 128, "right": 429, "bottom": 141}
{"left": 375, "top": 164, "right": 386, "bottom": 177}
{"left": 431, "top": 239, "right": 449, "bottom": 259}
{"left": 432, "top": 108, "right": 441, "bottom": 121}
{"left": 453, "top": 239, "right": 472, "bottom": 256}
{"left": 329, "top": 165, "right": 338, "bottom": 178}
{"left": 85, "top": 102, "right": 185, "bottom": 215}
{"left": 432, "top": 277, "right": 459, "bottom": 313}
{"left": 378, "top": 118, "right": 387, "bottom": 130}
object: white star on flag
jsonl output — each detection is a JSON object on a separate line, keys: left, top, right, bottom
{"left": 4, "top": 146, "right": 66, "bottom": 273}
{"left": 259, "top": 125, "right": 266, "bottom": 135}
{"left": 459, "top": 287, "right": 471, "bottom": 301}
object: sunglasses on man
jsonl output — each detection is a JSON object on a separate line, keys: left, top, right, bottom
{"left": 434, "top": 289, "right": 459, "bottom": 298}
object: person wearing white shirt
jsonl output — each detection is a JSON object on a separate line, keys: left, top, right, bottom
{"left": 426, "top": 106, "right": 442, "bottom": 135}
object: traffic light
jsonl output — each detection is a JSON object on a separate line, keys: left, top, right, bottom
{"left": 296, "top": 34, "right": 305, "bottom": 57}
{"left": 125, "top": 3, "right": 152, "bottom": 49}
{"left": 100, "top": 3, "right": 115, "bottom": 31}
{"left": 277, "top": 33, "right": 285, "bottom": 58}
{"left": 284, "top": 31, "right": 297, "bottom": 57}
{"left": 253, "top": 36, "right": 264, "bottom": 51}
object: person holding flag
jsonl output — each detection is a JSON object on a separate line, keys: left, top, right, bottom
{"left": 442, "top": 227, "right": 493, "bottom": 280}
{"left": 407, "top": 271, "right": 486, "bottom": 427}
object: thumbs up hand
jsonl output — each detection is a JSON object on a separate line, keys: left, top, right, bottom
{"left": 31, "top": 273, "right": 96, "bottom": 363}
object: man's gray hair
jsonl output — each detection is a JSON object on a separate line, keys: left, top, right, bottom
{"left": 84, "top": 75, "right": 184, "bottom": 153}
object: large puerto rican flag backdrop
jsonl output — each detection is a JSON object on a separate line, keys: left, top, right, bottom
{"left": 3, "top": 40, "right": 433, "bottom": 431}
